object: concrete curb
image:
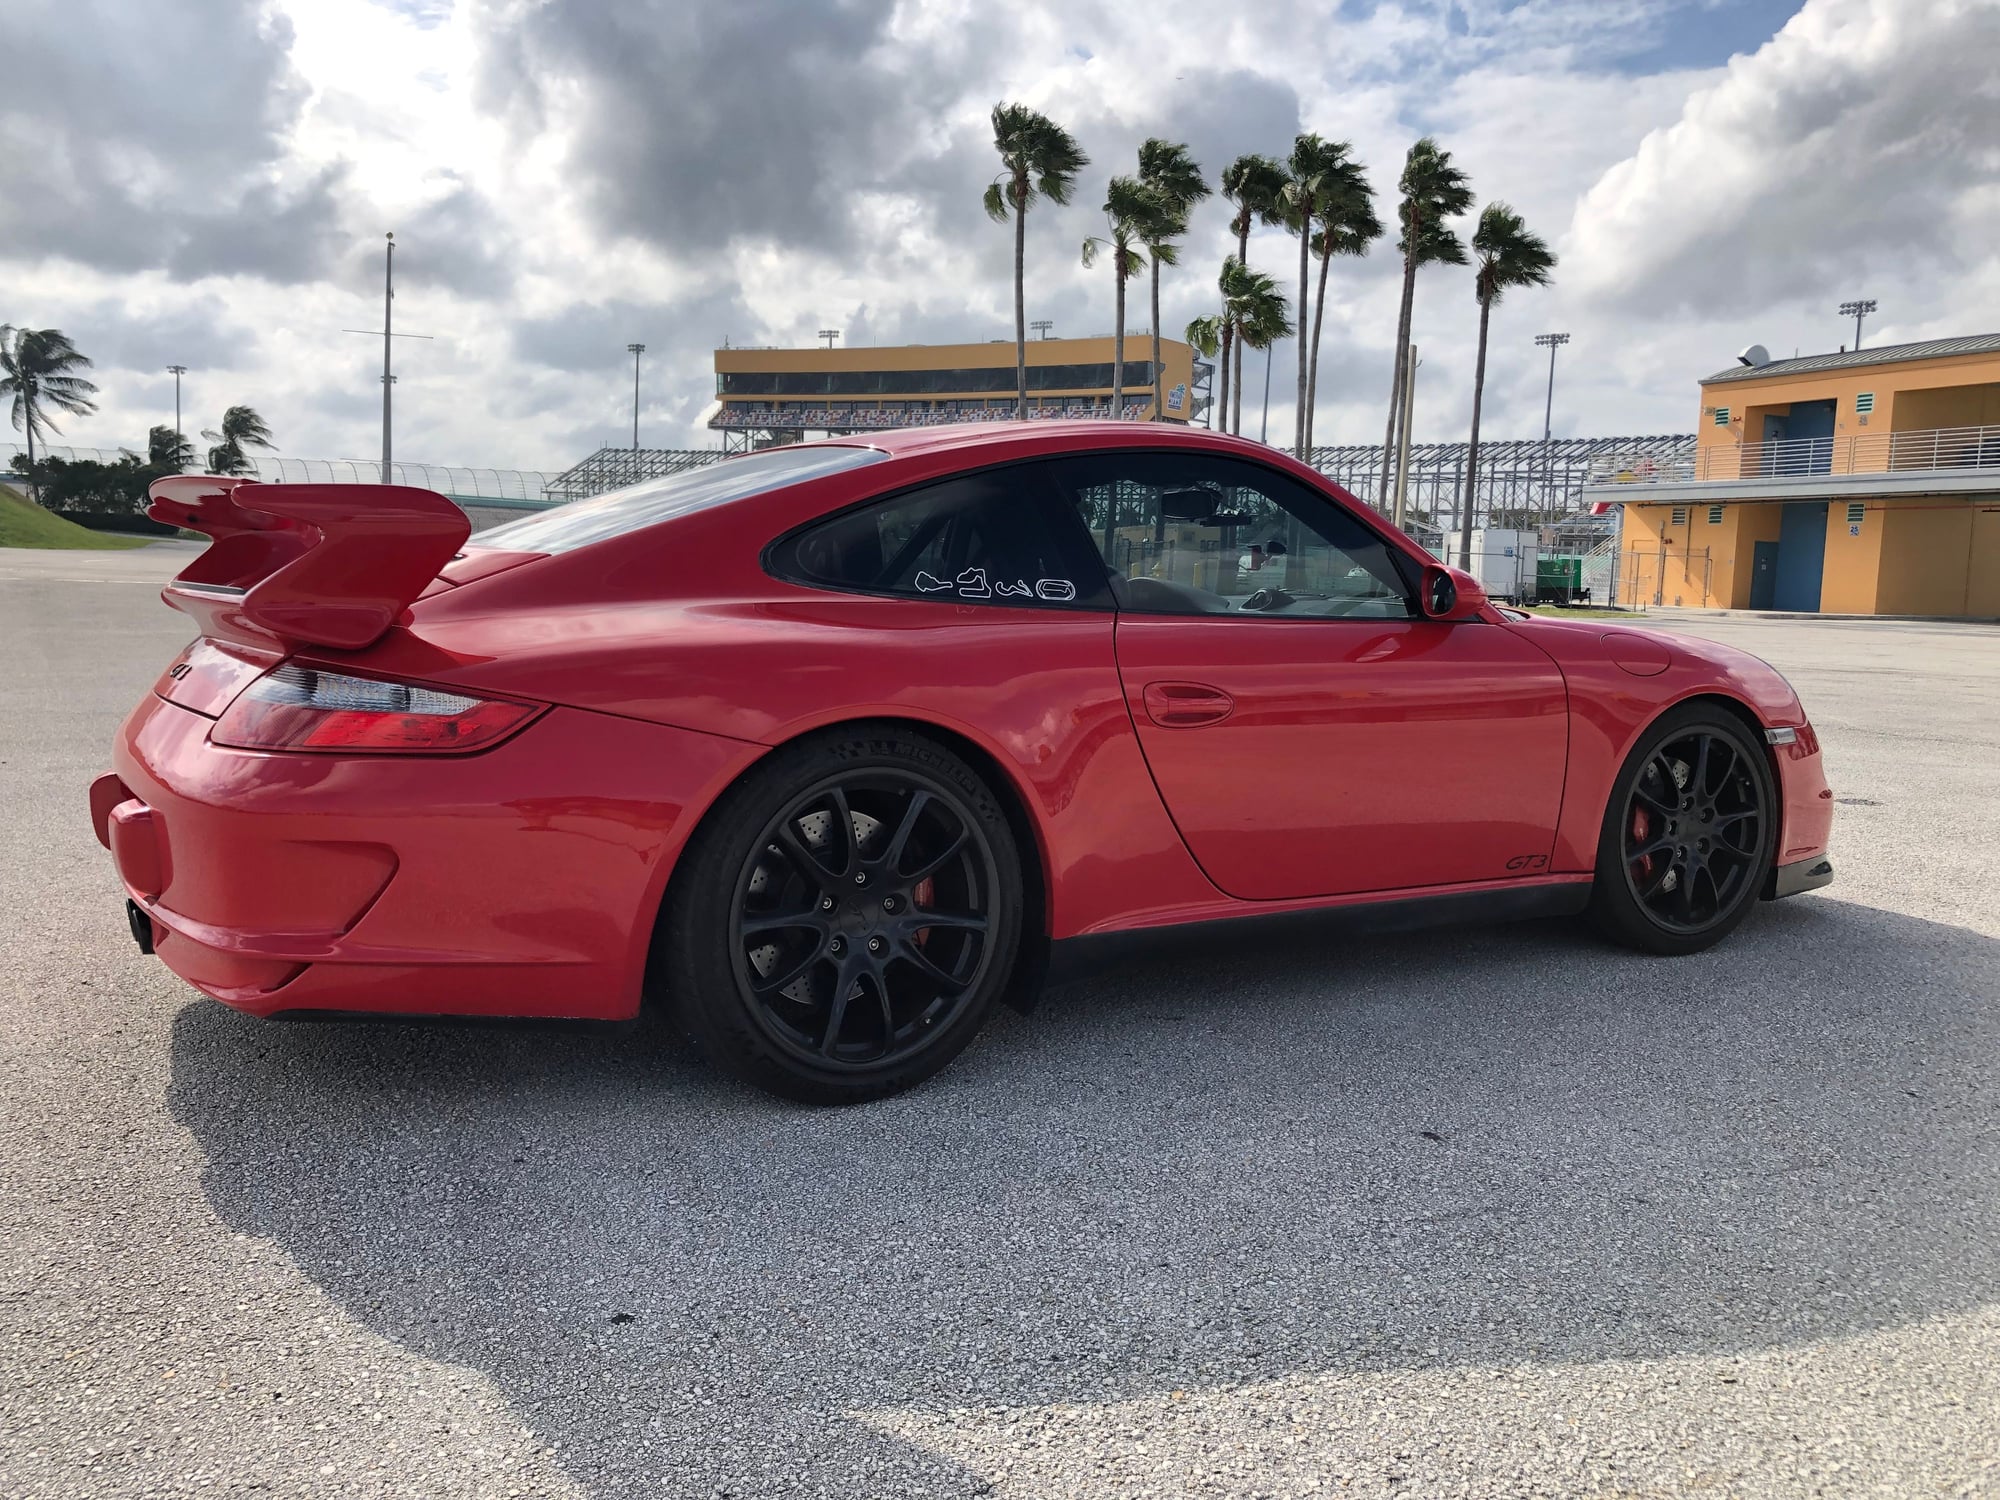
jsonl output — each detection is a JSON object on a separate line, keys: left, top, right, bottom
{"left": 1648, "top": 606, "right": 2000, "bottom": 624}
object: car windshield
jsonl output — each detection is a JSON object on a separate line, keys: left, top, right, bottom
{"left": 478, "top": 445, "right": 885, "bottom": 555}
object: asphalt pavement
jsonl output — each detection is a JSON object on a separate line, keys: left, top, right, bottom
{"left": 2, "top": 545, "right": 1995, "bottom": 1499}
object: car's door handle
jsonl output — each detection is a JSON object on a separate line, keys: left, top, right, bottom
{"left": 1143, "top": 681, "right": 1235, "bottom": 728}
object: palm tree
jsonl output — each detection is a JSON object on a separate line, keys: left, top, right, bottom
{"left": 1216, "top": 155, "right": 1288, "bottom": 432}
{"left": 1083, "top": 177, "right": 1171, "bottom": 419}
{"left": 1280, "top": 135, "right": 1357, "bottom": 455}
{"left": 1136, "top": 139, "right": 1209, "bottom": 421}
{"left": 0, "top": 326, "right": 99, "bottom": 506}
{"left": 1305, "top": 156, "right": 1382, "bottom": 453}
{"left": 1457, "top": 203, "right": 1556, "bottom": 570}
{"left": 1377, "top": 138, "right": 1473, "bottom": 512}
{"left": 1183, "top": 312, "right": 1225, "bottom": 423}
{"left": 985, "top": 103, "right": 1088, "bottom": 421}
{"left": 202, "top": 405, "right": 276, "bottom": 477}
{"left": 147, "top": 425, "right": 195, "bottom": 473}
{"left": 1187, "top": 257, "right": 1292, "bottom": 436}
{"left": 1235, "top": 269, "right": 1295, "bottom": 411}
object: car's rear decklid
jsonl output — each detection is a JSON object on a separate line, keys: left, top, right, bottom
{"left": 146, "top": 475, "right": 471, "bottom": 653}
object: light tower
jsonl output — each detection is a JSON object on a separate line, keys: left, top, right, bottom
{"left": 627, "top": 343, "right": 646, "bottom": 450}
{"left": 1838, "top": 299, "right": 1877, "bottom": 350}
{"left": 166, "top": 366, "right": 187, "bottom": 466}
{"left": 1535, "top": 332, "right": 1571, "bottom": 522}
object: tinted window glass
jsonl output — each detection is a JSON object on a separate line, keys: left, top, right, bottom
{"left": 1042, "top": 453, "right": 1415, "bottom": 619}
{"left": 478, "top": 445, "right": 883, "bottom": 555}
{"left": 775, "top": 468, "right": 1110, "bottom": 608}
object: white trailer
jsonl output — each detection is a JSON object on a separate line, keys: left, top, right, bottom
{"left": 1453, "top": 528, "right": 1539, "bottom": 603}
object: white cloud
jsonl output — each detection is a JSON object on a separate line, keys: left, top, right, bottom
{"left": 1567, "top": 0, "right": 2000, "bottom": 318}
{"left": 8, "top": 0, "right": 1994, "bottom": 473}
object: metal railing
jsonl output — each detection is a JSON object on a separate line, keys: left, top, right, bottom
{"left": 1614, "top": 424, "right": 2000, "bottom": 484}
{"left": 709, "top": 404, "right": 1153, "bottom": 430}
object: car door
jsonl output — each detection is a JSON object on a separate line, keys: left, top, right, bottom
{"left": 1041, "top": 450, "right": 1569, "bottom": 902}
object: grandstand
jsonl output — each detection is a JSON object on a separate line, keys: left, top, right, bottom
{"left": 710, "top": 335, "right": 1202, "bottom": 452}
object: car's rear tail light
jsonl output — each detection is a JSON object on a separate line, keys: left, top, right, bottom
{"left": 211, "top": 664, "right": 542, "bottom": 754}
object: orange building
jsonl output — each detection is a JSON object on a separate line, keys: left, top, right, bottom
{"left": 1582, "top": 333, "right": 2000, "bottom": 615}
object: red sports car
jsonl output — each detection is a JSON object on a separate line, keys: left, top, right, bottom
{"left": 92, "top": 423, "right": 1833, "bottom": 1102}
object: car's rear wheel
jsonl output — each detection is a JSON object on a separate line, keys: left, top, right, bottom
{"left": 663, "top": 725, "right": 1023, "bottom": 1104}
{"left": 1589, "top": 704, "right": 1777, "bottom": 956}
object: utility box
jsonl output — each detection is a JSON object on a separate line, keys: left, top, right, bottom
{"left": 1536, "top": 555, "right": 1586, "bottom": 605}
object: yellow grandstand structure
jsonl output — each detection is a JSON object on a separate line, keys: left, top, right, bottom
{"left": 710, "top": 335, "right": 1202, "bottom": 451}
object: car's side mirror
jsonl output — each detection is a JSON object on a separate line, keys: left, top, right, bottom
{"left": 1420, "top": 563, "right": 1487, "bottom": 620}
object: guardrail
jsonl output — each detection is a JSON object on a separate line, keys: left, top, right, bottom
{"left": 10, "top": 446, "right": 569, "bottom": 504}
{"left": 1601, "top": 424, "right": 2000, "bottom": 484}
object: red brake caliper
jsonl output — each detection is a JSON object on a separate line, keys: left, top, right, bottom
{"left": 1630, "top": 804, "right": 1653, "bottom": 881}
{"left": 911, "top": 877, "right": 935, "bottom": 947}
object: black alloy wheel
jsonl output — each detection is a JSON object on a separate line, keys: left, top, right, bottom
{"left": 1590, "top": 706, "right": 1776, "bottom": 955}
{"left": 732, "top": 774, "right": 996, "bottom": 1067}
{"left": 662, "top": 726, "right": 1023, "bottom": 1104}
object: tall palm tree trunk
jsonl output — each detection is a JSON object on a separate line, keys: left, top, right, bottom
{"left": 1218, "top": 320, "right": 1234, "bottom": 433}
{"left": 1112, "top": 269, "right": 1126, "bottom": 416}
{"left": 1228, "top": 340, "right": 1238, "bottom": 434}
{"left": 1458, "top": 294, "right": 1493, "bottom": 571}
{"left": 1378, "top": 244, "right": 1418, "bottom": 508}
{"left": 1149, "top": 262, "right": 1163, "bottom": 420}
{"left": 1233, "top": 222, "right": 1251, "bottom": 435}
{"left": 1295, "top": 222, "right": 1311, "bottom": 455}
{"left": 22, "top": 397, "right": 38, "bottom": 507}
{"left": 1013, "top": 192, "right": 1029, "bottom": 420}
{"left": 1306, "top": 244, "right": 1332, "bottom": 453}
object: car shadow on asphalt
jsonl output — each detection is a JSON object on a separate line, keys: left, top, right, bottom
{"left": 166, "top": 897, "right": 2000, "bottom": 1495}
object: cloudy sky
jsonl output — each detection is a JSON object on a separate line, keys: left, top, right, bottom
{"left": 4, "top": 0, "right": 1996, "bottom": 473}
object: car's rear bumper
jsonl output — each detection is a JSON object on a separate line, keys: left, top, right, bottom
{"left": 1766, "top": 853, "right": 1834, "bottom": 900}
{"left": 94, "top": 691, "right": 758, "bottom": 1020}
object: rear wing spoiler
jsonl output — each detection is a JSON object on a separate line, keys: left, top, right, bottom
{"left": 147, "top": 476, "right": 470, "bottom": 652}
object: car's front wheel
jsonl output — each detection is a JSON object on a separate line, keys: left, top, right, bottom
{"left": 663, "top": 725, "right": 1024, "bottom": 1104}
{"left": 1589, "top": 704, "right": 1777, "bottom": 955}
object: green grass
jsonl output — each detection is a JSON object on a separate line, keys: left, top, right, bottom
{"left": 1518, "top": 604, "right": 1648, "bottom": 620}
{"left": 0, "top": 488, "right": 152, "bottom": 550}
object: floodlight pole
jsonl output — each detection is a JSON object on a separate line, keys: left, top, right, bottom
{"left": 627, "top": 343, "right": 646, "bottom": 450}
{"left": 166, "top": 366, "right": 187, "bottom": 467}
{"left": 1839, "top": 298, "right": 1876, "bottom": 350}
{"left": 1535, "top": 332, "right": 1570, "bottom": 523}
{"left": 381, "top": 233, "right": 395, "bottom": 482}
{"left": 818, "top": 329, "right": 840, "bottom": 350}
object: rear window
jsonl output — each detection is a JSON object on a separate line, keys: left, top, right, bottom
{"left": 480, "top": 445, "right": 885, "bottom": 555}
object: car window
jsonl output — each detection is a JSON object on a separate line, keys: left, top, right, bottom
{"left": 1040, "top": 452, "right": 1416, "bottom": 619}
{"left": 478, "top": 445, "right": 884, "bottom": 555}
{"left": 772, "top": 466, "right": 1111, "bottom": 608}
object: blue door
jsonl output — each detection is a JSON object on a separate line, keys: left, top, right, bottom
{"left": 1749, "top": 540, "right": 1779, "bottom": 609}
{"left": 1773, "top": 503, "right": 1827, "bottom": 612}
{"left": 1786, "top": 399, "right": 1837, "bottom": 474}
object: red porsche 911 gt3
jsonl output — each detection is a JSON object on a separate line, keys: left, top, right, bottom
{"left": 92, "top": 422, "right": 1833, "bottom": 1102}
